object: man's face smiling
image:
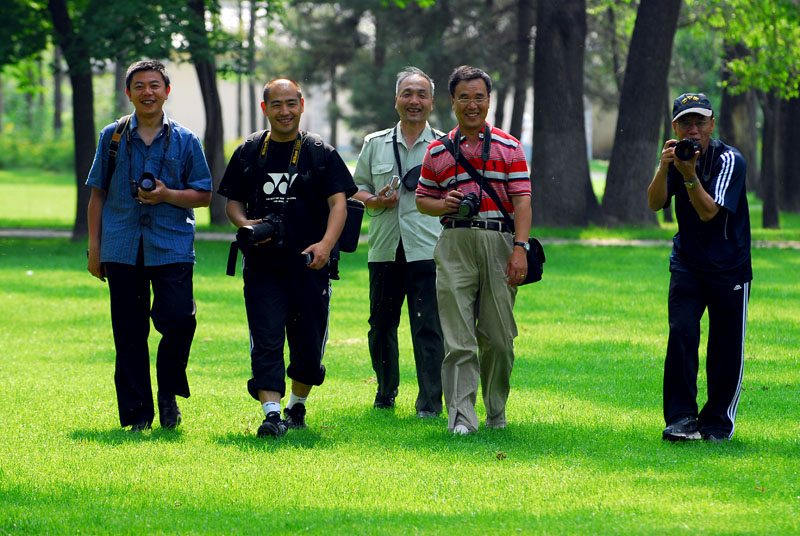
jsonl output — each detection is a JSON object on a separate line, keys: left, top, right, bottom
{"left": 395, "top": 74, "right": 433, "bottom": 125}
{"left": 452, "top": 78, "right": 490, "bottom": 135}
{"left": 127, "top": 70, "right": 170, "bottom": 120}
{"left": 262, "top": 81, "right": 304, "bottom": 142}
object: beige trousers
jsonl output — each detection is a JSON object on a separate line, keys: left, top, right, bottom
{"left": 434, "top": 227, "right": 518, "bottom": 432}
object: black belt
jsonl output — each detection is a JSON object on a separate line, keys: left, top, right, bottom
{"left": 442, "top": 219, "right": 511, "bottom": 233}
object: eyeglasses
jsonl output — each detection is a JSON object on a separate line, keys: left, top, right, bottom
{"left": 676, "top": 117, "right": 711, "bottom": 129}
{"left": 455, "top": 97, "right": 488, "bottom": 106}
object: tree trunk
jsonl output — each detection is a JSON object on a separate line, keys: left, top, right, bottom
{"left": 660, "top": 91, "right": 673, "bottom": 223}
{"left": 603, "top": 0, "right": 681, "bottom": 225}
{"left": 329, "top": 65, "right": 338, "bottom": 147}
{"left": 509, "top": 0, "right": 534, "bottom": 140}
{"left": 719, "top": 42, "right": 759, "bottom": 195}
{"left": 48, "top": 0, "right": 96, "bottom": 241}
{"left": 532, "top": 0, "right": 599, "bottom": 226}
{"left": 187, "top": 0, "right": 227, "bottom": 226}
{"left": 494, "top": 84, "right": 507, "bottom": 131}
{"left": 248, "top": 0, "right": 258, "bottom": 133}
{"left": 759, "top": 91, "right": 780, "bottom": 228}
{"left": 53, "top": 46, "right": 63, "bottom": 136}
{"left": 114, "top": 59, "right": 129, "bottom": 118}
{"left": 778, "top": 97, "right": 800, "bottom": 213}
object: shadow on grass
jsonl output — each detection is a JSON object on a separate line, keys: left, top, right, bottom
{"left": 68, "top": 427, "right": 186, "bottom": 445}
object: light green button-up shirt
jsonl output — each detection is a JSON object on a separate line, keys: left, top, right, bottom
{"left": 353, "top": 122, "right": 443, "bottom": 263}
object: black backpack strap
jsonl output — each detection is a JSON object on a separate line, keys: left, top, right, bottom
{"left": 439, "top": 134, "right": 516, "bottom": 234}
{"left": 107, "top": 114, "right": 131, "bottom": 182}
{"left": 302, "top": 131, "right": 327, "bottom": 179}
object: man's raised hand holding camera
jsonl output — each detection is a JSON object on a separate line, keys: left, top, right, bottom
{"left": 647, "top": 93, "right": 752, "bottom": 443}
{"left": 218, "top": 78, "right": 356, "bottom": 438}
{"left": 85, "top": 60, "right": 212, "bottom": 432}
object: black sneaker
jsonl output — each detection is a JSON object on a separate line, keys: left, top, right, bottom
{"left": 157, "top": 392, "right": 182, "bottom": 430}
{"left": 257, "top": 411, "right": 287, "bottom": 437}
{"left": 662, "top": 416, "right": 701, "bottom": 441}
{"left": 284, "top": 403, "right": 307, "bottom": 429}
{"left": 703, "top": 432, "right": 730, "bottom": 443}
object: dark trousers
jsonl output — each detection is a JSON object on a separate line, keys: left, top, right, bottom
{"left": 243, "top": 266, "right": 329, "bottom": 400}
{"left": 663, "top": 270, "right": 750, "bottom": 438}
{"left": 368, "top": 245, "right": 444, "bottom": 413}
{"left": 105, "top": 254, "right": 196, "bottom": 427}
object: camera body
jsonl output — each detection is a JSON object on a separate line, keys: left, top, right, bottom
{"left": 236, "top": 214, "right": 285, "bottom": 248}
{"left": 457, "top": 192, "right": 481, "bottom": 218}
{"left": 674, "top": 138, "right": 701, "bottom": 161}
{"left": 130, "top": 172, "right": 157, "bottom": 198}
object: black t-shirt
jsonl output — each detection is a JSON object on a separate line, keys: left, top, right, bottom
{"left": 665, "top": 138, "right": 752, "bottom": 285}
{"left": 218, "top": 131, "right": 356, "bottom": 272}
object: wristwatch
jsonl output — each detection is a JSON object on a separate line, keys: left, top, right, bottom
{"left": 684, "top": 180, "right": 699, "bottom": 189}
{"left": 514, "top": 241, "right": 530, "bottom": 251}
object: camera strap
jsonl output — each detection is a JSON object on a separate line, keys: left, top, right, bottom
{"left": 439, "top": 129, "right": 516, "bottom": 234}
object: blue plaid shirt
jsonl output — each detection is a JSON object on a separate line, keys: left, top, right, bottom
{"left": 86, "top": 112, "right": 212, "bottom": 266}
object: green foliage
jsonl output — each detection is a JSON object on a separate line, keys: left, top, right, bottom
{"left": 0, "top": 132, "right": 74, "bottom": 172}
{"left": 698, "top": 0, "right": 800, "bottom": 98}
{"left": 0, "top": 239, "right": 798, "bottom": 534}
{"left": 0, "top": 0, "right": 48, "bottom": 67}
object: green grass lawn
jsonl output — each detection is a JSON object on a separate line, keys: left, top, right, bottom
{"left": 0, "top": 238, "right": 798, "bottom": 535}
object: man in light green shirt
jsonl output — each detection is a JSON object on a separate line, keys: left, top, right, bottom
{"left": 352, "top": 67, "right": 445, "bottom": 417}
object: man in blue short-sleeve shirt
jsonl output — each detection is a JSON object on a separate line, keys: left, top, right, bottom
{"left": 647, "top": 93, "right": 752, "bottom": 443}
{"left": 86, "top": 60, "right": 212, "bottom": 431}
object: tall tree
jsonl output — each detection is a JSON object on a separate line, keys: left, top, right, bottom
{"left": 532, "top": 0, "right": 598, "bottom": 225}
{"left": 186, "top": 0, "right": 227, "bottom": 225}
{"left": 705, "top": 0, "right": 800, "bottom": 227}
{"left": 603, "top": 0, "right": 681, "bottom": 225}
{"left": 48, "top": 0, "right": 96, "bottom": 241}
{"left": 509, "top": 0, "right": 534, "bottom": 140}
{"left": 53, "top": 46, "right": 64, "bottom": 136}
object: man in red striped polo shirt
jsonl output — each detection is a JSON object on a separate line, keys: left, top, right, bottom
{"left": 416, "top": 65, "right": 532, "bottom": 435}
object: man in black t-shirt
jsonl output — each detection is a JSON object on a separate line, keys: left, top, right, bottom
{"left": 218, "top": 78, "right": 356, "bottom": 438}
{"left": 648, "top": 93, "right": 752, "bottom": 443}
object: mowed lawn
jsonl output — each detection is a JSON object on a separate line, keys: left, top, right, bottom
{"left": 0, "top": 237, "right": 797, "bottom": 535}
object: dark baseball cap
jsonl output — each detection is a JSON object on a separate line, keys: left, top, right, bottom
{"left": 672, "top": 93, "right": 713, "bottom": 121}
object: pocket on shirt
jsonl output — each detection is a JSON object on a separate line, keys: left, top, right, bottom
{"left": 370, "top": 162, "right": 395, "bottom": 188}
{"left": 160, "top": 158, "right": 181, "bottom": 188}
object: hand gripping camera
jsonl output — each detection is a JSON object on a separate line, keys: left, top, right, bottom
{"left": 457, "top": 192, "right": 481, "bottom": 218}
{"left": 673, "top": 138, "right": 701, "bottom": 161}
{"left": 236, "top": 214, "right": 285, "bottom": 248}
{"left": 130, "top": 172, "right": 157, "bottom": 198}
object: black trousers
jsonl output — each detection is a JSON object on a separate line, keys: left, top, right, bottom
{"left": 105, "top": 253, "right": 196, "bottom": 427}
{"left": 243, "top": 265, "right": 329, "bottom": 400}
{"left": 663, "top": 270, "right": 750, "bottom": 438}
{"left": 368, "top": 245, "right": 444, "bottom": 413}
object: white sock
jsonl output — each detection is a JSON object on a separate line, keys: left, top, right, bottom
{"left": 286, "top": 392, "right": 308, "bottom": 410}
{"left": 262, "top": 401, "right": 281, "bottom": 416}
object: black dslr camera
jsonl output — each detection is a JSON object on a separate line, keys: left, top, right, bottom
{"left": 457, "top": 192, "right": 481, "bottom": 218}
{"left": 130, "top": 172, "right": 157, "bottom": 198}
{"left": 236, "top": 214, "right": 285, "bottom": 248}
{"left": 673, "top": 138, "right": 701, "bottom": 161}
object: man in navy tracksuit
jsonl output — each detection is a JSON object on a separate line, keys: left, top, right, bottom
{"left": 647, "top": 93, "right": 752, "bottom": 442}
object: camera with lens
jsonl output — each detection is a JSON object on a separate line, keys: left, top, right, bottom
{"left": 236, "top": 214, "right": 285, "bottom": 248}
{"left": 673, "top": 138, "right": 701, "bottom": 161}
{"left": 457, "top": 192, "right": 481, "bottom": 218}
{"left": 130, "top": 172, "right": 157, "bottom": 198}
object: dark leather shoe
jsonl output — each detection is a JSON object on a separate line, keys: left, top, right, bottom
{"left": 157, "top": 392, "right": 182, "bottom": 429}
{"left": 129, "top": 420, "right": 152, "bottom": 432}
{"left": 662, "top": 416, "right": 701, "bottom": 441}
{"left": 373, "top": 391, "right": 396, "bottom": 409}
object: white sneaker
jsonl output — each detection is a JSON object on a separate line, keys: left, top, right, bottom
{"left": 453, "top": 424, "right": 470, "bottom": 435}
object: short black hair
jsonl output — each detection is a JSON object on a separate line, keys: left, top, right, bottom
{"left": 125, "top": 60, "right": 170, "bottom": 91}
{"left": 448, "top": 65, "right": 492, "bottom": 98}
{"left": 263, "top": 78, "right": 303, "bottom": 103}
